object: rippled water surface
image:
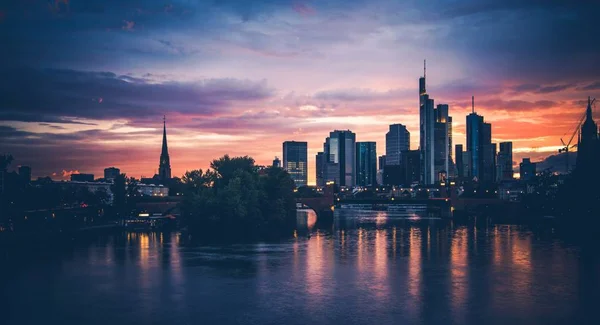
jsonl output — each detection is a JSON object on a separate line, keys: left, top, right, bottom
{"left": 2, "top": 210, "right": 599, "bottom": 325}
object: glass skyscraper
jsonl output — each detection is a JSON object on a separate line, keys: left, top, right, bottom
{"left": 356, "top": 142, "right": 377, "bottom": 186}
{"left": 385, "top": 124, "right": 410, "bottom": 166}
{"left": 324, "top": 130, "right": 356, "bottom": 187}
{"left": 497, "top": 142, "right": 513, "bottom": 181}
{"left": 466, "top": 96, "right": 495, "bottom": 182}
{"left": 283, "top": 141, "right": 308, "bottom": 187}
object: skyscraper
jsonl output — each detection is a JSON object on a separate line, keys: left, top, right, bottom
{"left": 272, "top": 157, "right": 281, "bottom": 168}
{"left": 519, "top": 158, "right": 536, "bottom": 182}
{"left": 385, "top": 124, "right": 410, "bottom": 166}
{"left": 378, "top": 155, "right": 386, "bottom": 170}
{"left": 455, "top": 144, "right": 464, "bottom": 179}
{"left": 433, "top": 104, "right": 450, "bottom": 182}
{"left": 283, "top": 141, "right": 308, "bottom": 187}
{"left": 104, "top": 167, "right": 120, "bottom": 181}
{"left": 419, "top": 61, "right": 436, "bottom": 185}
{"left": 315, "top": 152, "right": 325, "bottom": 187}
{"left": 356, "top": 142, "right": 377, "bottom": 186}
{"left": 401, "top": 150, "right": 421, "bottom": 185}
{"left": 466, "top": 97, "right": 495, "bottom": 182}
{"left": 324, "top": 130, "right": 356, "bottom": 187}
{"left": 158, "top": 116, "right": 172, "bottom": 184}
{"left": 497, "top": 142, "right": 513, "bottom": 181}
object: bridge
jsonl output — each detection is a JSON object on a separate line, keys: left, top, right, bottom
{"left": 296, "top": 184, "right": 335, "bottom": 218}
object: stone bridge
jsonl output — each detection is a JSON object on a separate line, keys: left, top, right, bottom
{"left": 296, "top": 184, "right": 335, "bottom": 218}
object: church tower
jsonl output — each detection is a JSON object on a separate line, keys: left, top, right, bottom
{"left": 575, "top": 97, "right": 598, "bottom": 177}
{"left": 158, "top": 116, "right": 172, "bottom": 184}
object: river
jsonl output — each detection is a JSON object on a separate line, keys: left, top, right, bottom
{"left": 2, "top": 210, "right": 599, "bottom": 325}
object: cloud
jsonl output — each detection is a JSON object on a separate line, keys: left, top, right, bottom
{"left": 122, "top": 20, "right": 135, "bottom": 31}
{"left": 293, "top": 2, "right": 316, "bottom": 16}
{"left": 0, "top": 67, "right": 275, "bottom": 123}
{"left": 61, "top": 169, "right": 80, "bottom": 178}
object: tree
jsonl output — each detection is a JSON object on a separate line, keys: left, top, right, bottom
{"left": 181, "top": 156, "right": 296, "bottom": 240}
{"left": 110, "top": 173, "right": 127, "bottom": 217}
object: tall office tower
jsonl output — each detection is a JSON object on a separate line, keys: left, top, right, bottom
{"left": 378, "top": 155, "right": 386, "bottom": 170}
{"left": 315, "top": 152, "right": 325, "bottom": 187}
{"left": 283, "top": 141, "right": 308, "bottom": 187}
{"left": 104, "top": 167, "right": 120, "bottom": 181}
{"left": 447, "top": 116, "right": 455, "bottom": 176}
{"left": 323, "top": 130, "right": 356, "bottom": 187}
{"left": 433, "top": 104, "right": 451, "bottom": 182}
{"left": 401, "top": 150, "right": 421, "bottom": 185}
{"left": 496, "top": 142, "right": 513, "bottom": 181}
{"left": 18, "top": 165, "right": 31, "bottom": 184}
{"left": 158, "top": 116, "right": 172, "bottom": 184}
{"left": 419, "top": 61, "right": 435, "bottom": 185}
{"left": 519, "top": 158, "right": 536, "bottom": 182}
{"left": 272, "top": 157, "right": 281, "bottom": 168}
{"left": 455, "top": 144, "right": 464, "bottom": 179}
{"left": 466, "top": 96, "right": 495, "bottom": 182}
{"left": 356, "top": 142, "right": 377, "bottom": 186}
{"left": 385, "top": 124, "right": 410, "bottom": 166}
{"left": 462, "top": 151, "right": 471, "bottom": 180}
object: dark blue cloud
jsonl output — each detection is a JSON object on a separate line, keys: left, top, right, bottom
{"left": 0, "top": 67, "right": 274, "bottom": 123}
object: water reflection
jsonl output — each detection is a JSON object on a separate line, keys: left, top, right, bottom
{"left": 2, "top": 210, "right": 597, "bottom": 325}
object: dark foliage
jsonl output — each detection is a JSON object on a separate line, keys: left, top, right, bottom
{"left": 180, "top": 155, "right": 296, "bottom": 240}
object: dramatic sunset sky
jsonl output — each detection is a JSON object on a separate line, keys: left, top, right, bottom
{"left": 1, "top": 0, "right": 599, "bottom": 183}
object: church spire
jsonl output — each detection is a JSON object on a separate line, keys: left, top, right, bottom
{"left": 161, "top": 115, "right": 168, "bottom": 155}
{"left": 158, "top": 115, "right": 171, "bottom": 183}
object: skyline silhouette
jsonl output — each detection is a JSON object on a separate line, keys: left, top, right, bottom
{"left": 1, "top": 0, "right": 599, "bottom": 183}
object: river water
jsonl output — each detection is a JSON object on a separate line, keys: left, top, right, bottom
{"left": 2, "top": 210, "right": 599, "bottom": 325}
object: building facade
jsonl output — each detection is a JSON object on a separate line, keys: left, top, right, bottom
{"left": 497, "top": 142, "right": 513, "bottom": 181}
{"left": 104, "top": 167, "right": 120, "bottom": 181}
{"left": 356, "top": 142, "right": 377, "bottom": 186}
{"left": 315, "top": 152, "right": 324, "bottom": 187}
{"left": 401, "top": 150, "right": 421, "bottom": 185}
{"left": 385, "top": 124, "right": 410, "bottom": 166}
{"left": 466, "top": 96, "right": 496, "bottom": 183}
{"left": 324, "top": 130, "right": 356, "bottom": 187}
{"left": 519, "top": 158, "right": 536, "bottom": 182}
{"left": 283, "top": 141, "right": 308, "bottom": 187}
{"left": 272, "top": 157, "right": 281, "bottom": 168}
{"left": 71, "top": 173, "right": 94, "bottom": 182}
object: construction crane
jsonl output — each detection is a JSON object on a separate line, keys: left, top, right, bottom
{"left": 559, "top": 98, "right": 596, "bottom": 173}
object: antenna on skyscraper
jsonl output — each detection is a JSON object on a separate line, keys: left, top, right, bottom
{"left": 472, "top": 96, "right": 475, "bottom": 113}
{"left": 424, "top": 59, "right": 426, "bottom": 81}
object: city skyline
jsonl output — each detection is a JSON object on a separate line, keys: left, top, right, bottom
{"left": 1, "top": 0, "right": 599, "bottom": 184}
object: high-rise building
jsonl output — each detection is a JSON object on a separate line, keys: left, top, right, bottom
{"left": 420, "top": 96, "right": 435, "bottom": 184}
{"left": 419, "top": 61, "right": 439, "bottom": 185}
{"left": 466, "top": 96, "right": 496, "bottom": 183}
{"left": 385, "top": 124, "right": 410, "bottom": 166}
{"left": 18, "top": 165, "right": 31, "bottom": 184}
{"left": 356, "top": 142, "right": 377, "bottom": 186}
{"left": 104, "top": 167, "right": 120, "bottom": 181}
{"left": 283, "top": 141, "right": 308, "bottom": 187}
{"left": 158, "top": 116, "right": 172, "bottom": 184}
{"left": 272, "top": 157, "right": 281, "bottom": 168}
{"left": 315, "top": 152, "right": 325, "bottom": 187}
{"left": 401, "top": 150, "right": 421, "bottom": 185}
{"left": 455, "top": 144, "right": 464, "bottom": 179}
{"left": 378, "top": 155, "right": 386, "bottom": 170}
{"left": 497, "top": 142, "right": 513, "bottom": 181}
{"left": 71, "top": 173, "right": 94, "bottom": 182}
{"left": 519, "top": 158, "right": 536, "bottom": 182}
{"left": 324, "top": 130, "right": 356, "bottom": 187}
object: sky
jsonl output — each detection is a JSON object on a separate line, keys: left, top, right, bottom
{"left": 1, "top": 0, "right": 599, "bottom": 183}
